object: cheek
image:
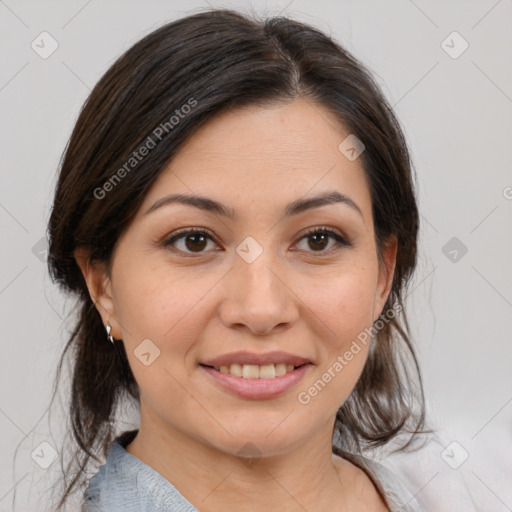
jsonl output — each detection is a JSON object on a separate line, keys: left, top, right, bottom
{"left": 302, "top": 264, "right": 378, "bottom": 344}
{"left": 297, "top": 290, "right": 373, "bottom": 416}
{"left": 294, "top": 265, "right": 376, "bottom": 409}
{"left": 111, "top": 262, "right": 222, "bottom": 400}
{"left": 112, "top": 265, "right": 210, "bottom": 413}
{"left": 113, "top": 257, "right": 212, "bottom": 341}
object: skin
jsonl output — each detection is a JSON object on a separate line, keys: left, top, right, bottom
{"left": 75, "top": 97, "right": 396, "bottom": 511}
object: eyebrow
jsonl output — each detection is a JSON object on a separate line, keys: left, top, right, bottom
{"left": 144, "top": 190, "right": 363, "bottom": 220}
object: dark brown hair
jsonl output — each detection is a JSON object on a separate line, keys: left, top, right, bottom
{"left": 46, "top": 7, "right": 429, "bottom": 509}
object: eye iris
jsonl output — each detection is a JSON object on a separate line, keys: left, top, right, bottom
{"left": 308, "top": 232, "right": 329, "bottom": 251}
{"left": 185, "top": 233, "right": 208, "bottom": 252}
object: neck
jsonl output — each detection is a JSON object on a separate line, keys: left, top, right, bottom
{"left": 125, "top": 411, "right": 351, "bottom": 511}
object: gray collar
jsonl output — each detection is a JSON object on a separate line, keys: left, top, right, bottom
{"left": 83, "top": 434, "right": 198, "bottom": 511}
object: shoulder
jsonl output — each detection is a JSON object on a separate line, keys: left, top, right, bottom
{"left": 82, "top": 438, "right": 142, "bottom": 512}
{"left": 82, "top": 433, "right": 198, "bottom": 512}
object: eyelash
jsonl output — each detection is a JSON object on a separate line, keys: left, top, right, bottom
{"left": 161, "top": 226, "right": 352, "bottom": 257}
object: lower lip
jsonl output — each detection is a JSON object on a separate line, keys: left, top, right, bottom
{"left": 200, "top": 364, "right": 311, "bottom": 399}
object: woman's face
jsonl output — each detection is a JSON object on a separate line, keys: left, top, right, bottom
{"left": 79, "top": 98, "right": 396, "bottom": 457}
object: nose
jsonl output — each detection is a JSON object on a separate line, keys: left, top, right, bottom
{"left": 218, "top": 250, "right": 299, "bottom": 336}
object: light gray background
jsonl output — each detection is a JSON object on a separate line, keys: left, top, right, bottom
{"left": 1, "top": 1, "right": 511, "bottom": 511}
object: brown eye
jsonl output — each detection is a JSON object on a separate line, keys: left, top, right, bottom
{"left": 182, "top": 232, "right": 209, "bottom": 252}
{"left": 307, "top": 232, "right": 330, "bottom": 251}
{"left": 162, "top": 226, "right": 351, "bottom": 257}
{"left": 295, "top": 227, "right": 351, "bottom": 254}
{"left": 163, "top": 228, "right": 217, "bottom": 254}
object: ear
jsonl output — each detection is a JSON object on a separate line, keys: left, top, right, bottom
{"left": 74, "top": 247, "right": 122, "bottom": 339}
{"left": 373, "top": 234, "right": 397, "bottom": 322}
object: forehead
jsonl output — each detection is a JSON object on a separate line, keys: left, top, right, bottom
{"left": 138, "top": 98, "right": 372, "bottom": 219}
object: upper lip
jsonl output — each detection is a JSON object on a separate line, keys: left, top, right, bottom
{"left": 201, "top": 351, "right": 312, "bottom": 368}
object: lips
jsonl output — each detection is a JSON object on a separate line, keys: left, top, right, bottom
{"left": 199, "top": 351, "right": 312, "bottom": 398}
{"left": 200, "top": 363, "right": 311, "bottom": 399}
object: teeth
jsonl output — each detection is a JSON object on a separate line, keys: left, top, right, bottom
{"left": 229, "top": 363, "right": 243, "bottom": 377}
{"left": 259, "top": 364, "right": 276, "bottom": 379}
{"left": 242, "top": 364, "right": 259, "bottom": 378}
{"left": 275, "top": 363, "right": 287, "bottom": 377}
{"left": 214, "top": 363, "right": 301, "bottom": 379}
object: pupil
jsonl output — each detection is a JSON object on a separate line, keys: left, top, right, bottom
{"left": 186, "top": 234, "right": 207, "bottom": 252}
{"left": 309, "top": 233, "right": 327, "bottom": 251}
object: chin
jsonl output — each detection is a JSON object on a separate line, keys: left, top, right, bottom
{"left": 203, "top": 422, "right": 306, "bottom": 460}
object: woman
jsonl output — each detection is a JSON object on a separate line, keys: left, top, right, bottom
{"left": 47, "top": 8, "right": 428, "bottom": 511}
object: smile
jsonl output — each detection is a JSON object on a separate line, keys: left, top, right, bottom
{"left": 199, "top": 360, "right": 312, "bottom": 400}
